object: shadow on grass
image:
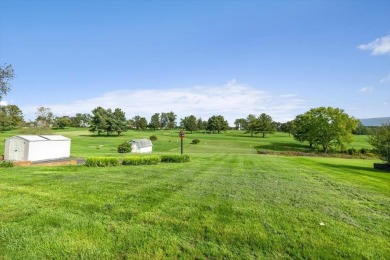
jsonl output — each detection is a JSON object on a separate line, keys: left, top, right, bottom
{"left": 79, "top": 134, "right": 127, "bottom": 138}
{"left": 316, "top": 162, "right": 390, "bottom": 179}
{"left": 255, "top": 141, "right": 311, "bottom": 152}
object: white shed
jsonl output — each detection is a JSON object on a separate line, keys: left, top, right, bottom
{"left": 131, "top": 139, "right": 153, "bottom": 153}
{"left": 4, "top": 135, "right": 71, "bottom": 162}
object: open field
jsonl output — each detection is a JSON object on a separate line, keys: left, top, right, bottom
{"left": 0, "top": 129, "right": 389, "bottom": 258}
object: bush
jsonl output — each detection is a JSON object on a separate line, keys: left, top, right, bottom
{"left": 0, "top": 160, "right": 13, "bottom": 168}
{"left": 150, "top": 135, "right": 157, "bottom": 141}
{"left": 117, "top": 142, "right": 132, "bottom": 153}
{"left": 19, "top": 126, "right": 52, "bottom": 135}
{"left": 360, "top": 148, "right": 368, "bottom": 154}
{"left": 122, "top": 155, "right": 160, "bottom": 166}
{"left": 347, "top": 148, "right": 356, "bottom": 155}
{"left": 85, "top": 157, "right": 120, "bottom": 167}
{"left": 161, "top": 154, "right": 190, "bottom": 163}
{"left": 191, "top": 139, "right": 200, "bottom": 144}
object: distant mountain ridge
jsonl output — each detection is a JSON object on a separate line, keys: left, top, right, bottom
{"left": 360, "top": 117, "right": 390, "bottom": 126}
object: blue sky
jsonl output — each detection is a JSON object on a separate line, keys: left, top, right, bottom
{"left": 0, "top": 0, "right": 389, "bottom": 124}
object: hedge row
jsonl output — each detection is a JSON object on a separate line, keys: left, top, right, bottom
{"left": 122, "top": 155, "right": 160, "bottom": 165}
{"left": 161, "top": 154, "right": 190, "bottom": 163}
{"left": 85, "top": 157, "right": 120, "bottom": 167}
{"left": 85, "top": 154, "right": 190, "bottom": 167}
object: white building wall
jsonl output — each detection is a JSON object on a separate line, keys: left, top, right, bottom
{"left": 4, "top": 135, "right": 71, "bottom": 162}
{"left": 131, "top": 144, "right": 152, "bottom": 153}
{"left": 27, "top": 141, "right": 70, "bottom": 162}
{"left": 4, "top": 138, "right": 27, "bottom": 161}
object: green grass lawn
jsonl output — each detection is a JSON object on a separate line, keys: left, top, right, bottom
{"left": 0, "top": 129, "right": 389, "bottom": 259}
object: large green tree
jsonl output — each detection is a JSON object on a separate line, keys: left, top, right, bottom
{"left": 293, "top": 107, "right": 359, "bottom": 153}
{"left": 71, "top": 113, "right": 91, "bottom": 127}
{"left": 0, "top": 104, "right": 24, "bottom": 131}
{"left": 280, "top": 120, "right": 295, "bottom": 136}
{"left": 197, "top": 118, "right": 207, "bottom": 131}
{"left": 0, "top": 64, "right": 14, "bottom": 101}
{"left": 368, "top": 123, "right": 390, "bottom": 163}
{"left": 139, "top": 117, "right": 148, "bottom": 131}
{"left": 54, "top": 116, "right": 72, "bottom": 129}
{"left": 256, "top": 113, "right": 275, "bottom": 138}
{"left": 89, "top": 107, "right": 127, "bottom": 136}
{"left": 207, "top": 115, "right": 229, "bottom": 133}
{"left": 132, "top": 116, "right": 142, "bottom": 130}
{"left": 166, "top": 111, "right": 177, "bottom": 129}
{"left": 245, "top": 114, "right": 259, "bottom": 137}
{"left": 181, "top": 115, "right": 198, "bottom": 133}
{"left": 160, "top": 111, "right": 177, "bottom": 129}
{"left": 89, "top": 107, "right": 109, "bottom": 135}
{"left": 150, "top": 113, "right": 160, "bottom": 130}
{"left": 112, "top": 108, "right": 127, "bottom": 135}
{"left": 234, "top": 118, "right": 247, "bottom": 130}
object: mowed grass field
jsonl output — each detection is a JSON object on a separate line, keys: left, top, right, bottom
{"left": 0, "top": 129, "right": 389, "bottom": 259}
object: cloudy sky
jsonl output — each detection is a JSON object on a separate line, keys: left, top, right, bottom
{"left": 1, "top": 0, "right": 389, "bottom": 124}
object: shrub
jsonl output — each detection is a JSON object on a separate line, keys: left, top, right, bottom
{"left": 150, "top": 135, "right": 158, "bottom": 141}
{"left": 122, "top": 155, "right": 160, "bottom": 166}
{"left": 360, "top": 148, "right": 368, "bottom": 154}
{"left": 19, "top": 126, "right": 52, "bottom": 135}
{"left": 85, "top": 157, "right": 120, "bottom": 167}
{"left": 117, "top": 142, "right": 132, "bottom": 153}
{"left": 0, "top": 160, "right": 14, "bottom": 168}
{"left": 347, "top": 148, "right": 356, "bottom": 155}
{"left": 191, "top": 139, "right": 200, "bottom": 144}
{"left": 161, "top": 154, "right": 190, "bottom": 163}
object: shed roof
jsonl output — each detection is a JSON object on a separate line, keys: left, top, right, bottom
{"left": 40, "top": 135, "right": 70, "bottom": 141}
{"left": 131, "top": 139, "right": 153, "bottom": 148}
{"left": 6, "top": 135, "right": 70, "bottom": 142}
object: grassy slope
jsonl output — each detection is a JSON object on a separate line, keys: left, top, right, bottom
{"left": 0, "top": 129, "right": 388, "bottom": 259}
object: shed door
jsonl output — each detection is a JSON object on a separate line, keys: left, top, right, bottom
{"left": 8, "top": 139, "right": 25, "bottom": 161}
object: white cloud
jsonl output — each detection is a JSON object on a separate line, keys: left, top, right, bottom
{"left": 21, "top": 81, "right": 306, "bottom": 124}
{"left": 358, "top": 35, "right": 390, "bottom": 55}
{"left": 380, "top": 73, "right": 390, "bottom": 83}
{"left": 359, "top": 87, "right": 373, "bottom": 93}
{"left": 0, "top": 100, "right": 8, "bottom": 106}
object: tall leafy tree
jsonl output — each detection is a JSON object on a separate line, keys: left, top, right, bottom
{"left": 54, "top": 116, "right": 72, "bottom": 129}
{"left": 160, "top": 112, "right": 169, "bottom": 129}
{"left": 197, "top": 118, "right": 207, "bottom": 131}
{"left": 207, "top": 115, "right": 229, "bottom": 133}
{"left": 293, "top": 107, "right": 359, "bottom": 153}
{"left": 139, "top": 117, "right": 148, "bottom": 130}
{"left": 112, "top": 108, "right": 127, "bottom": 135}
{"left": 150, "top": 113, "right": 160, "bottom": 130}
{"left": 256, "top": 113, "right": 275, "bottom": 138}
{"left": 234, "top": 118, "right": 247, "bottom": 130}
{"left": 89, "top": 106, "right": 109, "bottom": 135}
{"left": 166, "top": 111, "right": 177, "bottom": 129}
{"left": 181, "top": 115, "right": 198, "bottom": 133}
{"left": 0, "top": 104, "right": 24, "bottom": 131}
{"left": 368, "top": 123, "right": 390, "bottom": 163}
{"left": 132, "top": 115, "right": 142, "bottom": 130}
{"left": 280, "top": 121, "right": 295, "bottom": 136}
{"left": 245, "top": 114, "right": 259, "bottom": 137}
{"left": 0, "top": 64, "right": 14, "bottom": 101}
{"left": 71, "top": 113, "right": 91, "bottom": 127}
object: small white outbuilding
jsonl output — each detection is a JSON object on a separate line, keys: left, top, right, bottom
{"left": 4, "top": 135, "right": 71, "bottom": 162}
{"left": 131, "top": 139, "right": 153, "bottom": 153}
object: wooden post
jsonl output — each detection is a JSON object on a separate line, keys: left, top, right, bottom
{"left": 179, "top": 130, "right": 185, "bottom": 155}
